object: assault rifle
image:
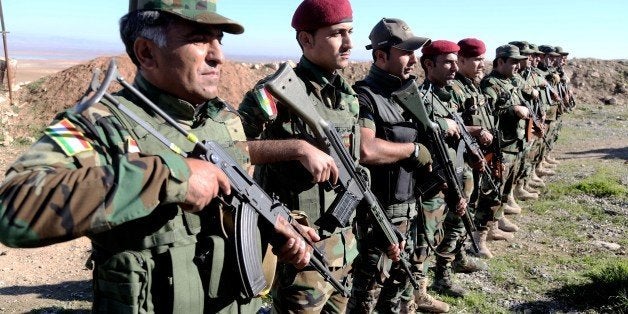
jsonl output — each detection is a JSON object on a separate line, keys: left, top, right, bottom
{"left": 432, "top": 100, "right": 500, "bottom": 196}
{"left": 264, "top": 63, "right": 420, "bottom": 290}
{"left": 394, "top": 82, "right": 479, "bottom": 253}
{"left": 75, "top": 60, "right": 349, "bottom": 298}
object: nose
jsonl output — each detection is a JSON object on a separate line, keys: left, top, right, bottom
{"left": 206, "top": 38, "right": 224, "bottom": 66}
{"left": 409, "top": 53, "right": 418, "bottom": 66}
{"left": 452, "top": 60, "right": 459, "bottom": 72}
{"left": 343, "top": 32, "right": 353, "bottom": 51}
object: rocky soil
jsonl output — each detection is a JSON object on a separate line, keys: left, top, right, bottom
{"left": 0, "top": 56, "right": 626, "bottom": 313}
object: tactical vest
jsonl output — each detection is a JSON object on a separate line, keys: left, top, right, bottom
{"left": 353, "top": 82, "right": 418, "bottom": 216}
{"left": 255, "top": 70, "right": 360, "bottom": 236}
{"left": 483, "top": 76, "right": 526, "bottom": 152}
{"left": 89, "top": 89, "right": 253, "bottom": 313}
{"left": 451, "top": 76, "right": 494, "bottom": 128}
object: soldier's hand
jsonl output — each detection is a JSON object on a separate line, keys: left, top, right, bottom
{"left": 514, "top": 105, "right": 530, "bottom": 119}
{"left": 532, "top": 89, "right": 540, "bottom": 99}
{"left": 386, "top": 240, "right": 404, "bottom": 262}
{"left": 478, "top": 128, "right": 493, "bottom": 146}
{"left": 183, "top": 158, "right": 231, "bottom": 212}
{"left": 454, "top": 198, "right": 467, "bottom": 216}
{"left": 273, "top": 216, "right": 320, "bottom": 269}
{"left": 444, "top": 118, "right": 461, "bottom": 139}
{"left": 297, "top": 142, "right": 339, "bottom": 184}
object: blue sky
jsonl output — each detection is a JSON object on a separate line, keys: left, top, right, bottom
{"left": 2, "top": 0, "right": 626, "bottom": 61}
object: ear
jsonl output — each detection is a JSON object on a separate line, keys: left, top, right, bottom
{"left": 133, "top": 37, "right": 159, "bottom": 70}
{"left": 297, "top": 31, "right": 315, "bottom": 50}
{"left": 375, "top": 50, "right": 387, "bottom": 63}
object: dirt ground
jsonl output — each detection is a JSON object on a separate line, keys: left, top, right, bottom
{"left": 0, "top": 57, "right": 626, "bottom": 313}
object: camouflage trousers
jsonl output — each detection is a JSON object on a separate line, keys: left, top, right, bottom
{"left": 500, "top": 151, "right": 522, "bottom": 203}
{"left": 271, "top": 230, "right": 356, "bottom": 314}
{"left": 515, "top": 141, "right": 535, "bottom": 183}
{"left": 347, "top": 195, "right": 447, "bottom": 313}
{"left": 436, "top": 165, "right": 474, "bottom": 264}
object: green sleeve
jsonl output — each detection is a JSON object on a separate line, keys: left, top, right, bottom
{"left": 0, "top": 109, "right": 189, "bottom": 248}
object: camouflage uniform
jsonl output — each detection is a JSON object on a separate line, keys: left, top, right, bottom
{"left": 451, "top": 72, "right": 501, "bottom": 228}
{"left": 238, "top": 57, "right": 360, "bottom": 313}
{"left": 346, "top": 65, "right": 438, "bottom": 313}
{"left": 0, "top": 74, "right": 260, "bottom": 313}
{"left": 481, "top": 71, "right": 527, "bottom": 206}
{"left": 419, "top": 80, "right": 473, "bottom": 297}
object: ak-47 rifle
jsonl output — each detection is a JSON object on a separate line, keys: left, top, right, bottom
{"left": 264, "top": 63, "right": 421, "bottom": 290}
{"left": 75, "top": 60, "right": 349, "bottom": 298}
{"left": 432, "top": 99, "right": 500, "bottom": 197}
{"left": 393, "top": 81, "right": 479, "bottom": 254}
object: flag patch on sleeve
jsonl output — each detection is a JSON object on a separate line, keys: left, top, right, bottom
{"left": 44, "top": 118, "right": 93, "bottom": 156}
{"left": 254, "top": 87, "right": 278, "bottom": 119}
{"left": 126, "top": 138, "right": 141, "bottom": 154}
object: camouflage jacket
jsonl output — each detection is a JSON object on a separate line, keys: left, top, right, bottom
{"left": 0, "top": 74, "right": 249, "bottom": 248}
{"left": 480, "top": 70, "right": 526, "bottom": 152}
{"left": 451, "top": 72, "right": 494, "bottom": 128}
{"left": 238, "top": 56, "right": 359, "bottom": 267}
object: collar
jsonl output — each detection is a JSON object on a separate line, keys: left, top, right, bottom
{"left": 296, "top": 56, "right": 339, "bottom": 88}
{"left": 133, "top": 74, "right": 225, "bottom": 124}
{"left": 365, "top": 65, "right": 412, "bottom": 92}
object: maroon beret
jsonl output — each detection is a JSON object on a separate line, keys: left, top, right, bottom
{"left": 421, "top": 40, "right": 460, "bottom": 56}
{"left": 457, "top": 38, "right": 486, "bottom": 57}
{"left": 291, "top": 0, "right": 353, "bottom": 31}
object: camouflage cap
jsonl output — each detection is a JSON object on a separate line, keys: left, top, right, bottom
{"left": 554, "top": 46, "right": 569, "bottom": 56}
{"left": 129, "top": 0, "right": 244, "bottom": 34}
{"left": 528, "top": 43, "right": 543, "bottom": 55}
{"left": 538, "top": 45, "right": 560, "bottom": 57}
{"left": 495, "top": 44, "right": 527, "bottom": 60}
{"left": 365, "top": 18, "right": 431, "bottom": 51}
{"left": 508, "top": 41, "right": 535, "bottom": 55}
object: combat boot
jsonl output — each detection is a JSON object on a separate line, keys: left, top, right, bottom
{"left": 514, "top": 182, "right": 539, "bottom": 201}
{"left": 540, "top": 159, "right": 557, "bottom": 170}
{"left": 414, "top": 278, "right": 450, "bottom": 313}
{"left": 506, "top": 192, "right": 522, "bottom": 212}
{"left": 432, "top": 263, "right": 467, "bottom": 298}
{"left": 472, "top": 230, "right": 494, "bottom": 258}
{"left": 501, "top": 202, "right": 521, "bottom": 215}
{"left": 498, "top": 216, "right": 519, "bottom": 232}
{"left": 545, "top": 154, "right": 560, "bottom": 165}
{"left": 524, "top": 181, "right": 541, "bottom": 195}
{"left": 529, "top": 171, "right": 546, "bottom": 188}
{"left": 453, "top": 249, "right": 488, "bottom": 272}
{"left": 486, "top": 221, "right": 514, "bottom": 241}
{"left": 536, "top": 164, "right": 556, "bottom": 177}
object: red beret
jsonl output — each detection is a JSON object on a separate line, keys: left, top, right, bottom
{"left": 421, "top": 40, "right": 460, "bottom": 56}
{"left": 457, "top": 38, "right": 486, "bottom": 57}
{"left": 291, "top": 0, "right": 353, "bottom": 31}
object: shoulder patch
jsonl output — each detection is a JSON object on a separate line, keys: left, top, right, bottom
{"left": 44, "top": 118, "right": 94, "bottom": 156}
{"left": 254, "top": 86, "right": 278, "bottom": 120}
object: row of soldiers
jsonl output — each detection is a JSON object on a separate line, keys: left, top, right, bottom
{"left": 0, "top": 0, "right": 576, "bottom": 313}
{"left": 345, "top": 23, "right": 576, "bottom": 313}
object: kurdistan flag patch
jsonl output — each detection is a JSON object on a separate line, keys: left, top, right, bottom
{"left": 45, "top": 118, "right": 93, "bottom": 156}
{"left": 254, "top": 86, "right": 278, "bottom": 119}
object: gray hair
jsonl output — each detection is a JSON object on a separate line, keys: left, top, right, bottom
{"left": 119, "top": 10, "right": 175, "bottom": 66}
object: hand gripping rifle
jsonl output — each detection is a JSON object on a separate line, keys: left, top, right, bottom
{"left": 433, "top": 100, "right": 501, "bottom": 197}
{"left": 393, "top": 81, "right": 479, "bottom": 253}
{"left": 75, "top": 59, "right": 349, "bottom": 298}
{"left": 263, "top": 63, "right": 420, "bottom": 290}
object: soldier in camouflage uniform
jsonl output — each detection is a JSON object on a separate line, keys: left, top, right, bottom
{"left": 0, "top": 1, "right": 315, "bottom": 313}
{"left": 508, "top": 41, "right": 545, "bottom": 203}
{"left": 237, "top": 0, "right": 371, "bottom": 312}
{"left": 480, "top": 45, "right": 534, "bottom": 236}
{"left": 344, "top": 18, "right": 450, "bottom": 314}
{"left": 451, "top": 38, "right": 514, "bottom": 259}
{"left": 417, "top": 40, "right": 483, "bottom": 300}
{"left": 536, "top": 45, "right": 563, "bottom": 177}
{"left": 510, "top": 41, "right": 554, "bottom": 199}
